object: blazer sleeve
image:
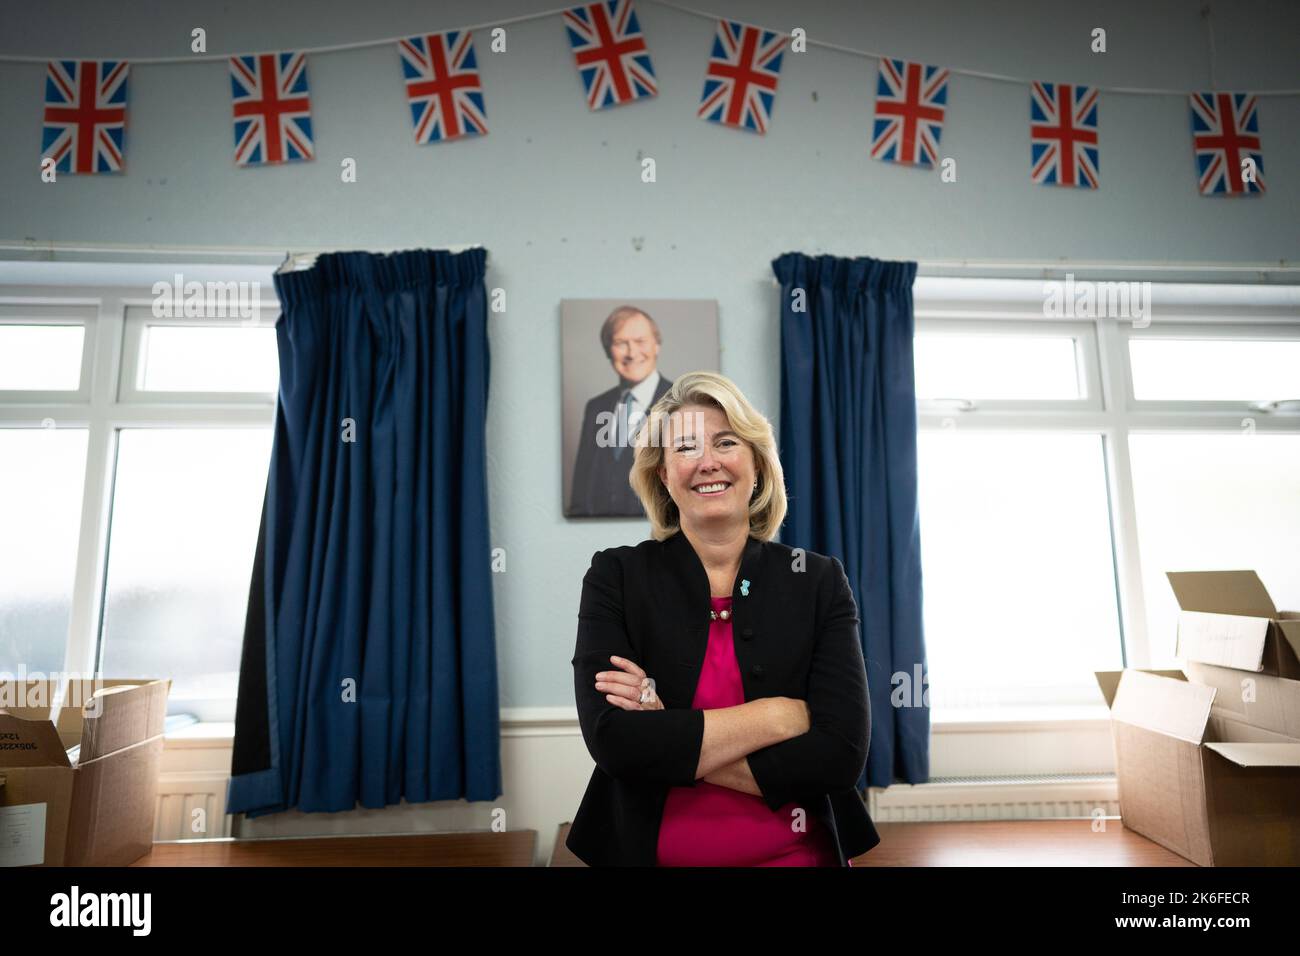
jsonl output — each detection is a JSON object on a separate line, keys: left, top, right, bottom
{"left": 571, "top": 548, "right": 705, "bottom": 787}
{"left": 745, "top": 556, "right": 870, "bottom": 811}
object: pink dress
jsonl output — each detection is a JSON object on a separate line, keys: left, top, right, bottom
{"left": 655, "top": 595, "right": 845, "bottom": 866}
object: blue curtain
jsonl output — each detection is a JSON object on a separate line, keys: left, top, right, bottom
{"left": 227, "top": 248, "right": 501, "bottom": 816}
{"left": 772, "top": 252, "right": 929, "bottom": 790}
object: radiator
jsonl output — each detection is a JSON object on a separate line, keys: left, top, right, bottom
{"left": 866, "top": 774, "right": 1120, "bottom": 822}
{"left": 154, "top": 772, "right": 233, "bottom": 841}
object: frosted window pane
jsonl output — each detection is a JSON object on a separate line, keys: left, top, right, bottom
{"left": 917, "top": 431, "right": 1122, "bottom": 709}
{"left": 99, "top": 428, "right": 272, "bottom": 699}
{"left": 141, "top": 326, "right": 278, "bottom": 392}
{"left": 1129, "top": 339, "right": 1300, "bottom": 401}
{"left": 0, "top": 325, "right": 84, "bottom": 390}
{"left": 1129, "top": 434, "right": 1300, "bottom": 666}
{"left": 914, "top": 334, "right": 1081, "bottom": 400}
{"left": 0, "top": 429, "right": 88, "bottom": 674}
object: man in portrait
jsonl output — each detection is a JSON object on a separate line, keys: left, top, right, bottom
{"left": 568, "top": 305, "right": 673, "bottom": 516}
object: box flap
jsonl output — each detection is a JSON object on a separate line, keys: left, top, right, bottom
{"left": 0, "top": 713, "right": 73, "bottom": 769}
{"left": 78, "top": 680, "right": 170, "bottom": 762}
{"left": 0, "top": 679, "right": 62, "bottom": 721}
{"left": 1203, "top": 741, "right": 1300, "bottom": 768}
{"left": 1166, "top": 570, "right": 1277, "bottom": 618}
{"left": 1185, "top": 660, "right": 1300, "bottom": 738}
{"left": 1279, "top": 620, "right": 1300, "bottom": 665}
{"left": 1110, "top": 669, "right": 1215, "bottom": 744}
{"left": 1095, "top": 670, "right": 1123, "bottom": 709}
{"left": 0, "top": 679, "right": 167, "bottom": 751}
{"left": 1207, "top": 713, "right": 1300, "bottom": 744}
{"left": 1095, "top": 668, "right": 1187, "bottom": 710}
{"left": 1177, "top": 611, "right": 1270, "bottom": 671}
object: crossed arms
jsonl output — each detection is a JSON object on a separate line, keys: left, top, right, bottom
{"left": 571, "top": 549, "right": 870, "bottom": 812}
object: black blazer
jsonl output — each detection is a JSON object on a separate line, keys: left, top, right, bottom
{"left": 566, "top": 530, "right": 881, "bottom": 866}
{"left": 567, "top": 374, "right": 673, "bottom": 517}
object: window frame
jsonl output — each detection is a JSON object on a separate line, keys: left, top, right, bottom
{"left": 913, "top": 277, "right": 1300, "bottom": 705}
{"left": 1121, "top": 320, "right": 1300, "bottom": 413}
{"left": 118, "top": 302, "right": 281, "bottom": 404}
{"left": 0, "top": 278, "right": 279, "bottom": 723}
{"left": 0, "top": 302, "right": 98, "bottom": 402}
{"left": 914, "top": 317, "right": 1103, "bottom": 412}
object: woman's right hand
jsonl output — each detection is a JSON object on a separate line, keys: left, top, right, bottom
{"left": 596, "top": 656, "right": 665, "bottom": 711}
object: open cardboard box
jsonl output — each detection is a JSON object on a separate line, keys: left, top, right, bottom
{"left": 1183, "top": 660, "right": 1300, "bottom": 739}
{"left": 1095, "top": 667, "right": 1300, "bottom": 866}
{"left": 1167, "top": 570, "right": 1300, "bottom": 679}
{"left": 0, "top": 678, "right": 170, "bottom": 866}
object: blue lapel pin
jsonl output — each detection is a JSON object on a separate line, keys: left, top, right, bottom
{"left": 740, "top": 579, "right": 750, "bottom": 597}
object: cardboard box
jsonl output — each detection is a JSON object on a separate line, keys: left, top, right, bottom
{"left": 0, "top": 678, "right": 169, "bottom": 866}
{"left": 1166, "top": 570, "right": 1300, "bottom": 678}
{"left": 1095, "top": 667, "right": 1300, "bottom": 866}
{"left": 1183, "top": 660, "right": 1300, "bottom": 740}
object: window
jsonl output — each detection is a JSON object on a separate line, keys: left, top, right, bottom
{"left": 0, "top": 305, "right": 96, "bottom": 401}
{"left": 121, "top": 307, "right": 279, "bottom": 398}
{"left": 99, "top": 428, "right": 272, "bottom": 700}
{"left": 0, "top": 428, "right": 89, "bottom": 674}
{"left": 917, "top": 431, "right": 1120, "bottom": 709}
{"left": 1129, "top": 434, "right": 1300, "bottom": 666}
{"left": 914, "top": 277, "right": 1300, "bottom": 714}
{"left": 1129, "top": 336, "right": 1300, "bottom": 402}
{"left": 0, "top": 324, "right": 85, "bottom": 391}
{"left": 0, "top": 269, "right": 278, "bottom": 721}
{"left": 914, "top": 329, "right": 1086, "bottom": 401}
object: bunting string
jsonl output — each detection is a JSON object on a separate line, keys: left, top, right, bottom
{"left": 19, "top": 0, "right": 1288, "bottom": 194}
{"left": 2, "top": 0, "right": 1297, "bottom": 95}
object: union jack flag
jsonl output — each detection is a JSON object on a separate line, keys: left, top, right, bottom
{"left": 41, "top": 60, "right": 128, "bottom": 174}
{"left": 1190, "top": 92, "right": 1265, "bottom": 195}
{"left": 871, "top": 58, "right": 949, "bottom": 168}
{"left": 398, "top": 31, "right": 487, "bottom": 143}
{"left": 1030, "top": 83, "right": 1099, "bottom": 188}
{"left": 564, "top": 1, "right": 656, "bottom": 110}
{"left": 229, "top": 52, "right": 313, "bottom": 166}
{"left": 697, "top": 20, "right": 784, "bottom": 134}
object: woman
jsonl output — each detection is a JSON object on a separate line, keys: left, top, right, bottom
{"left": 566, "top": 370, "right": 881, "bottom": 867}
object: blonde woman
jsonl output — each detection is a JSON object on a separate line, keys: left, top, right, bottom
{"left": 567, "top": 371, "right": 879, "bottom": 866}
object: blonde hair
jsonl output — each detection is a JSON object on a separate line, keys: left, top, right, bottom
{"left": 629, "top": 370, "right": 787, "bottom": 541}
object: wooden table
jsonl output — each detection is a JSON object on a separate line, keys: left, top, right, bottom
{"left": 130, "top": 819, "right": 1194, "bottom": 867}
{"left": 131, "top": 830, "right": 537, "bottom": 866}
{"left": 549, "top": 819, "right": 1195, "bottom": 866}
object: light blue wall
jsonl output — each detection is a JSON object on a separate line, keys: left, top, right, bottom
{"left": 2, "top": 1, "right": 1297, "bottom": 707}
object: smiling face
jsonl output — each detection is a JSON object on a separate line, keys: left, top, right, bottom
{"left": 607, "top": 313, "right": 660, "bottom": 385}
{"left": 657, "top": 403, "right": 757, "bottom": 530}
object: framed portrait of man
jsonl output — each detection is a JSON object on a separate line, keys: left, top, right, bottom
{"left": 561, "top": 299, "right": 720, "bottom": 518}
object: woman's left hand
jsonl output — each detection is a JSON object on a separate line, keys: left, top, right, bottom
{"left": 595, "top": 656, "right": 664, "bottom": 711}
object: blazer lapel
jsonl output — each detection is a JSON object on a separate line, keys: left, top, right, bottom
{"left": 730, "top": 536, "right": 767, "bottom": 699}
{"left": 660, "top": 531, "right": 767, "bottom": 697}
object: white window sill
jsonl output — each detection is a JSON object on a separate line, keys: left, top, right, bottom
{"left": 931, "top": 704, "right": 1111, "bottom": 732}
{"left": 165, "top": 721, "right": 234, "bottom": 748}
